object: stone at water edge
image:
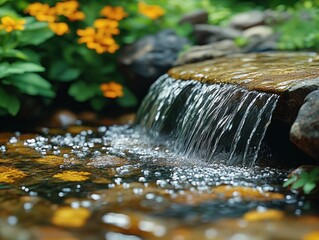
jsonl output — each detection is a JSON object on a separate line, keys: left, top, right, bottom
{"left": 290, "top": 90, "right": 319, "bottom": 161}
{"left": 174, "top": 40, "right": 240, "bottom": 65}
{"left": 118, "top": 29, "right": 190, "bottom": 101}
{"left": 169, "top": 52, "right": 319, "bottom": 163}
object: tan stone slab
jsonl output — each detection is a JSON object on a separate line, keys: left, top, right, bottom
{"left": 169, "top": 52, "right": 319, "bottom": 94}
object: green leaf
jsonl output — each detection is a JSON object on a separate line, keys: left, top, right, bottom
{"left": 283, "top": 175, "right": 298, "bottom": 187}
{"left": 291, "top": 178, "right": 307, "bottom": 189}
{"left": 0, "top": 62, "right": 11, "bottom": 78}
{"left": 0, "top": 49, "right": 28, "bottom": 60}
{"left": 116, "top": 87, "right": 138, "bottom": 107}
{"left": 0, "top": 0, "right": 10, "bottom": 6}
{"left": 69, "top": 81, "right": 98, "bottom": 102}
{"left": 303, "top": 182, "right": 316, "bottom": 194}
{"left": 10, "top": 73, "right": 55, "bottom": 97}
{"left": 10, "top": 62, "right": 45, "bottom": 73}
{"left": 49, "top": 61, "right": 81, "bottom": 82}
{"left": 19, "top": 19, "right": 54, "bottom": 46}
{"left": 0, "top": 87, "right": 20, "bottom": 115}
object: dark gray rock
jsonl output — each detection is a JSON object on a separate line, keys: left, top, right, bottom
{"left": 193, "top": 24, "right": 242, "bottom": 45}
{"left": 243, "top": 33, "right": 279, "bottom": 52}
{"left": 179, "top": 10, "right": 208, "bottom": 25}
{"left": 290, "top": 90, "right": 319, "bottom": 160}
{"left": 118, "top": 29, "right": 189, "bottom": 101}
{"left": 229, "top": 10, "right": 266, "bottom": 29}
{"left": 174, "top": 40, "right": 241, "bottom": 65}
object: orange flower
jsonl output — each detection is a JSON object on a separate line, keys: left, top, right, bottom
{"left": 67, "top": 11, "right": 85, "bottom": 21}
{"left": 0, "top": 16, "right": 26, "bottom": 32}
{"left": 94, "top": 19, "right": 119, "bottom": 29}
{"left": 77, "top": 27, "right": 95, "bottom": 44}
{"left": 138, "top": 2, "right": 165, "bottom": 20}
{"left": 100, "top": 82, "right": 124, "bottom": 98}
{"left": 100, "top": 6, "right": 128, "bottom": 21}
{"left": 55, "top": 1, "right": 79, "bottom": 17}
{"left": 49, "top": 22, "right": 69, "bottom": 36}
{"left": 25, "top": 3, "right": 56, "bottom": 22}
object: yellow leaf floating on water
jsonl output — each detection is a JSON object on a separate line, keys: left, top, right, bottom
{"left": 0, "top": 166, "right": 27, "bottom": 183}
{"left": 244, "top": 209, "right": 284, "bottom": 221}
{"left": 53, "top": 171, "right": 91, "bottom": 182}
{"left": 51, "top": 207, "right": 90, "bottom": 228}
{"left": 34, "top": 155, "right": 65, "bottom": 166}
{"left": 303, "top": 231, "right": 319, "bottom": 240}
{"left": 213, "top": 185, "right": 284, "bottom": 201}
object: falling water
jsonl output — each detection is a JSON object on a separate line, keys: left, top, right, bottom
{"left": 136, "top": 74, "right": 279, "bottom": 167}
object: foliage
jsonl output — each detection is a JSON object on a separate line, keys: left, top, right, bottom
{"left": 283, "top": 167, "right": 319, "bottom": 194}
{"left": 1, "top": 0, "right": 319, "bottom": 117}
{"left": 276, "top": 1, "right": 319, "bottom": 50}
{"left": 0, "top": 0, "right": 196, "bottom": 116}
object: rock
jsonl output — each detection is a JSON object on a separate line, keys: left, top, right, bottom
{"left": 169, "top": 53, "right": 319, "bottom": 123}
{"left": 229, "top": 10, "right": 266, "bottom": 29}
{"left": 193, "top": 24, "right": 242, "bottom": 44}
{"left": 243, "top": 25, "right": 274, "bottom": 39}
{"left": 47, "top": 109, "right": 78, "bottom": 128}
{"left": 290, "top": 90, "right": 319, "bottom": 160}
{"left": 179, "top": 10, "right": 208, "bottom": 25}
{"left": 242, "top": 26, "right": 277, "bottom": 52}
{"left": 174, "top": 40, "right": 241, "bottom": 65}
{"left": 118, "top": 29, "right": 189, "bottom": 101}
{"left": 243, "top": 33, "right": 279, "bottom": 52}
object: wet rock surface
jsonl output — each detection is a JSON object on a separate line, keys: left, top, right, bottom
{"left": 118, "top": 29, "right": 189, "bottom": 101}
{"left": 169, "top": 52, "right": 319, "bottom": 124}
{"left": 290, "top": 90, "right": 319, "bottom": 160}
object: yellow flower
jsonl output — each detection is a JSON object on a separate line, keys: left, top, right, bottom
{"left": 77, "top": 27, "right": 96, "bottom": 44}
{"left": 138, "top": 2, "right": 165, "bottom": 20}
{"left": 67, "top": 11, "right": 85, "bottom": 21}
{"left": 25, "top": 3, "right": 56, "bottom": 22}
{"left": 94, "top": 19, "right": 119, "bottom": 30}
{"left": 53, "top": 170, "right": 91, "bottom": 182}
{"left": 49, "top": 22, "right": 69, "bottom": 36}
{"left": 77, "top": 25, "right": 120, "bottom": 54}
{"left": 0, "top": 16, "right": 26, "bottom": 33}
{"left": 55, "top": 1, "right": 79, "bottom": 17}
{"left": 100, "top": 6, "right": 128, "bottom": 21}
{"left": 100, "top": 82, "right": 124, "bottom": 98}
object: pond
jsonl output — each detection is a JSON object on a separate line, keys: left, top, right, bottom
{"left": 1, "top": 125, "right": 319, "bottom": 240}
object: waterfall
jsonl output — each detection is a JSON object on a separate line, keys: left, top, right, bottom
{"left": 136, "top": 74, "right": 279, "bottom": 167}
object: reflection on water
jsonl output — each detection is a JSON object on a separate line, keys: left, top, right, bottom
{"left": 0, "top": 126, "right": 319, "bottom": 240}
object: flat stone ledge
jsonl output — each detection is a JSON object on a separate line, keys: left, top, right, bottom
{"left": 168, "top": 52, "right": 319, "bottom": 124}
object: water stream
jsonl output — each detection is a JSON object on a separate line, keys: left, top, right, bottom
{"left": 1, "top": 74, "right": 319, "bottom": 239}
{"left": 136, "top": 75, "right": 279, "bottom": 167}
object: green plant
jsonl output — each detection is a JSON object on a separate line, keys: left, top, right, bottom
{"left": 276, "top": 1, "right": 319, "bottom": 50}
{"left": 283, "top": 167, "right": 319, "bottom": 194}
{"left": 0, "top": 0, "right": 198, "bottom": 117}
{"left": 0, "top": 9, "right": 54, "bottom": 116}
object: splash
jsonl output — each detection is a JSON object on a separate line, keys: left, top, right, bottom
{"left": 136, "top": 75, "right": 278, "bottom": 167}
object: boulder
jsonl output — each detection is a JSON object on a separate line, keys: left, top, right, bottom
{"left": 193, "top": 24, "right": 242, "bottom": 45}
{"left": 179, "top": 10, "right": 209, "bottom": 25}
{"left": 118, "top": 29, "right": 189, "bottom": 101}
{"left": 228, "top": 10, "right": 266, "bottom": 29}
{"left": 174, "top": 40, "right": 241, "bottom": 65}
{"left": 290, "top": 90, "right": 319, "bottom": 160}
